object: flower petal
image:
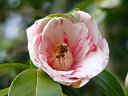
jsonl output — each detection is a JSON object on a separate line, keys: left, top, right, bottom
{"left": 64, "top": 23, "right": 89, "bottom": 62}
{"left": 28, "top": 34, "right": 43, "bottom": 68}
{"left": 97, "top": 36, "right": 109, "bottom": 68}
{"left": 26, "top": 18, "right": 50, "bottom": 45}
{"left": 70, "top": 46, "right": 104, "bottom": 78}
{"left": 38, "top": 60, "right": 79, "bottom": 84}
{"left": 42, "top": 17, "right": 73, "bottom": 45}
{"left": 28, "top": 34, "right": 42, "bottom": 57}
{"left": 76, "top": 11, "right": 100, "bottom": 44}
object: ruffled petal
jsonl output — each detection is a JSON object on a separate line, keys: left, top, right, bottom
{"left": 76, "top": 11, "right": 100, "bottom": 44}
{"left": 26, "top": 18, "right": 50, "bottom": 45}
{"left": 38, "top": 60, "right": 80, "bottom": 84}
{"left": 97, "top": 36, "right": 109, "bottom": 68}
{"left": 69, "top": 46, "right": 104, "bottom": 78}
{"left": 42, "top": 17, "right": 73, "bottom": 46}
{"left": 64, "top": 23, "right": 89, "bottom": 62}
{"left": 28, "top": 34, "right": 42, "bottom": 57}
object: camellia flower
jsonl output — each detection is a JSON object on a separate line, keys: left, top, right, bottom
{"left": 26, "top": 9, "right": 109, "bottom": 88}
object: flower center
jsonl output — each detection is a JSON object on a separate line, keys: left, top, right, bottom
{"left": 52, "top": 43, "right": 74, "bottom": 71}
{"left": 55, "top": 43, "right": 68, "bottom": 58}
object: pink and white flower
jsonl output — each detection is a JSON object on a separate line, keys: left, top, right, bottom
{"left": 26, "top": 10, "right": 109, "bottom": 88}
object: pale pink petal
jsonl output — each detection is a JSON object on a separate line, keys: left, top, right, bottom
{"left": 69, "top": 46, "right": 104, "bottom": 78}
{"left": 28, "top": 33, "right": 42, "bottom": 57}
{"left": 52, "top": 75, "right": 80, "bottom": 83}
{"left": 26, "top": 18, "right": 50, "bottom": 45}
{"left": 38, "top": 60, "right": 80, "bottom": 83}
{"left": 97, "top": 36, "right": 109, "bottom": 68}
{"left": 76, "top": 11, "right": 100, "bottom": 44}
{"left": 28, "top": 34, "right": 43, "bottom": 68}
{"left": 29, "top": 53, "right": 42, "bottom": 69}
{"left": 64, "top": 23, "right": 89, "bottom": 62}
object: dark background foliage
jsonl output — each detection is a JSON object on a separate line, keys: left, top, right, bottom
{"left": 0, "top": 0, "right": 128, "bottom": 96}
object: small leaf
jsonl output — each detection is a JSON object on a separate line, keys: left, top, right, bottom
{"left": 47, "top": 13, "right": 69, "bottom": 18}
{"left": 92, "top": 70, "right": 125, "bottom": 96}
{"left": 47, "top": 8, "right": 80, "bottom": 23}
{"left": 0, "top": 63, "right": 30, "bottom": 72}
{"left": 125, "top": 73, "right": 128, "bottom": 96}
{"left": 66, "top": 8, "right": 80, "bottom": 22}
{"left": 8, "top": 68, "right": 63, "bottom": 96}
{"left": 0, "top": 87, "right": 9, "bottom": 96}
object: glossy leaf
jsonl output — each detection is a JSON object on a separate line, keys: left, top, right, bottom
{"left": 125, "top": 73, "right": 128, "bottom": 96}
{"left": 0, "top": 87, "right": 9, "bottom": 96}
{"left": 8, "top": 68, "right": 63, "bottom": 96}
{"left": 92, "top": 70, "right": 125, "bottom": 96}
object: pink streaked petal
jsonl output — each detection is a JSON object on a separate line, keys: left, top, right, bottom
{"left": 39, "top": 59, "right": 75, "bottom": 76}
{"left": 71, "top": 47, "right": 104, "bottom": 78}
{"left": 39, "top": 60, "right": 79, "bottom": 83}
{"left": 73, "top": 37, "right": 90, "bottom": 62}
{"left": 38, "top": 40, "right": 48, "bottom": 55}
{"left": 39, "top": 54, "right": 47, "bottom": 62}
{"left": 64, "top": 23, "right": 89, "bottom": 62}
{"left": 76, "top": 11, "right": 100, "bottom": 44}
{"left": 42, "top": 17, "right": 73, "bottom": 45}
{"left": 26, "top": 18, "right": 50, "bottom": 45}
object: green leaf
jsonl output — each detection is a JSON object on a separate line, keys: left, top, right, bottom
{"left": 0, "top": 63, "right": 30, "bottom": 72}
{"left": 8, "top": 68, "right": 63, "bottom": 96}
{"left": 0, "top": 87, "right": 9, "bottom": 96}
{"left": 47, "top": 8, "right": 80, "bottom": 23}
{"left": 66, "top": 8, "right": 80, "bottom": 22}
{"left": 47, "top": 13, "right": 69, "bottom": 18}
{"left": 92, "top": 70, "right": 125, "bottom": 96}
{"left": 125, "top": 73, "right": 128, "bottom": 96}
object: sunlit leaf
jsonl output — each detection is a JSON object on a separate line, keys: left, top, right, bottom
{"left": 92, "top": 70, "right": 125, "bottom": 96}
{"left": 8, "top": 68, "right": 63, "bottom": 96}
